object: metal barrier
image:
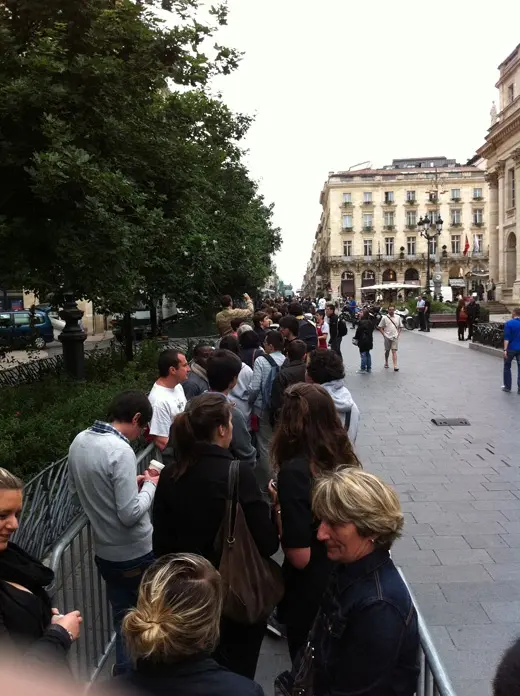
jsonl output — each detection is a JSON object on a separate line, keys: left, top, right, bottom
{"left": 399, "top": 569, "right": 457, "bottom": 696}
{"left": 45, "top": 443, "right": 155, "bottom": 681}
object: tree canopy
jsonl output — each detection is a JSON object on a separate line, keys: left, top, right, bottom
{"left": 0, "top": 0, "right": 280, "bottom": 314}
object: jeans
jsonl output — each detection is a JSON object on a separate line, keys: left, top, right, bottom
{"left": 360, "top": 350, "right": 372, "bottom": 371}
{"left": 504, "top": 350, "right": 520, "bottom": 391}
{"left": 330, "top": 337, "right": 342, "bottom": 357}
{"left": 95, "top": 551, "right": 155, "bottom": 675}
{"left": 254, "top": 410, "right": 273, "bottom": 493}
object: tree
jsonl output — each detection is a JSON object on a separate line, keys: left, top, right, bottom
{"left": 0, "top": 0, "right": 279, "bottom": 320}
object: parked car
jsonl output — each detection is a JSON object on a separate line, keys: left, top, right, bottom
{"left": 0, "top": 309, "right": 54, "bottom": 349}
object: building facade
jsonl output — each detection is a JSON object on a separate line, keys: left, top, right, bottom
{"left": 303, "top": 157, "right": 489, "bottom": 302}
{"left": 477, "top": 43, "right": 520, "bottom": 304}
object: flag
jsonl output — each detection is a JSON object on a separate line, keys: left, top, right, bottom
{"left": 473, "top": 235, "right": 480, "bottom": 254}
{"left": 463, "top": 235, "right": 470, "bottom": 256}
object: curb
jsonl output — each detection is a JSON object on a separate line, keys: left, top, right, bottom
{"left": 468, "top": 342, "right": 503, "bottom": 359}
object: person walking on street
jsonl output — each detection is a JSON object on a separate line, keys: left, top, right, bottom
{"left": 315, "top": 312, "right": 329, "bottom": 350}
{"left": 148, "top": 350, "right": 189, "bottom": 454}
{"left": 68, "top": 391, "right": 157, "bottom": 676}
{"left": 416, "top": 295, "right": 426, "bottom": 331}
{"left": 354, "top": 309, "right": 374, "bottom": 373}
{"left": 326, "top": 303, "right": 344, "bottom": 357}
{"left": 216, "top": 294, "right": 254, "bottom": 337}
{"left": 424, "top": 294, "right": 431, "bottom": 332}
{"left": 378, "top": 305, "right": 402, "bottom": 371}
{"left": 182, "top": 344, "right": 213, "bottom": 401}
{"left": 456, "top": 298, "right": 468, "bottom": 341}
{"left": 466, "top": 294, "right": 480, "bottom": 341}
{"left": 502, "top": 307, "right": 520, "bottom": 393}
{"left": 247, "top": 331, "right": 287, "bottom": 492}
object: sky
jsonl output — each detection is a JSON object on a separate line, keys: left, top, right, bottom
{"left": 168, "top": 1, "right": 520, "bottom": 290}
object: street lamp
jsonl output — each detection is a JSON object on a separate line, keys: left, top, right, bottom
{"left": 418, "top": 214, "right": 443, "bottom": 297}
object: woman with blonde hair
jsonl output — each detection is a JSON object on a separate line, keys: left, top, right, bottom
{"left": 119, "top": 553, "right": 263, "bottom": 696}
{"left": 0, "top": 468, "right": 82, "bottom": 663}
{"left": 286, "top": 468, "right": 418, "bottom": 696}
{"left": 268, "top": 382, "right": 360, "bottom": 661}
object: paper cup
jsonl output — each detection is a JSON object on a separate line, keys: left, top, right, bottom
{"left": 148, "top": 460, "right": 165, "bottom": 474}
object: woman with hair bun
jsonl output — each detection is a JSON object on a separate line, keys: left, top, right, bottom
{"left": 119, "top": 553, "right": 263, "bottom": 695}
{"left": 152, "top": 392, "right": 278, "bottom": 680}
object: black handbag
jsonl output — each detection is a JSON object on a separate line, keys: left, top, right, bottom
{"left": 274, "top": 612, "right": 320, "bottom": 695}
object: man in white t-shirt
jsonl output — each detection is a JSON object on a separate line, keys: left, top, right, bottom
{"left": 318, "top": 296, "right": 327, "bottom": 312}
{"left": 148, "top": 350, "right": 190, "bottom": 452}
{"left": 377, "top": 306, "right": 403, "bottom": 372}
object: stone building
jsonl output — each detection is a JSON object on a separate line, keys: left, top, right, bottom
{"left": 477, "top": 42, "right": 520, "bottom": 304}
{"left": 302, "top": 157, "right": 489, "bottom": 302}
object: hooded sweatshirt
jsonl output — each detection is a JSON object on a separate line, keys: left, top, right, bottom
{"left": 321, "top": 379, "right": 360, "bottom": 443}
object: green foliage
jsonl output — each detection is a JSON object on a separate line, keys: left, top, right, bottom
{"left": 0, "top": 340, "right": 160, "bottom": 479}
{"left": 405, "top": 298, "right": 456, "bottom": 315}
{"left": 0, "top": 0, "right": 280, "bottom": 315}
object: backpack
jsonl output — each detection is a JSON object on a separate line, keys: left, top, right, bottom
{"left": 338, "top": 315, "right": 348, "bottom": 337}
{"left": 260, "top": 354, "right": 281, "bottom": 409}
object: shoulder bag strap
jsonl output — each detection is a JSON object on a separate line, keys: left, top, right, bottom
{"left": 226, "top": 460, "right": 240, "bottom": 544}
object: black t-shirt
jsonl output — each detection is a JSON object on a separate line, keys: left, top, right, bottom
{"left": 277, "top": 457, "right": 335, "bottom": 624}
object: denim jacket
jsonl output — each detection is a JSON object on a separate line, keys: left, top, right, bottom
{"left": 312, "top": 548, "right": 419, "bottom": 696}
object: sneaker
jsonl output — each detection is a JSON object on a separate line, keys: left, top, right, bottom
{"left": 266, "top": 612, "right": 285, "bottom": 639}
{"left": 502, "top": 386, "right": 511, "bottom": 392}
{"left": 356, "top": 369, "right": 366, "bottom": 374}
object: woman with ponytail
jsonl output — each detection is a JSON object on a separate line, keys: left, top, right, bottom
{"left": 268, "top": 383, "right": 361, "bottom": 662}
{"left": 119, "top": 553, "right": 263, "bottom": 696}
{"left": 152, "top": 393, "right": 278, "bottom": 680}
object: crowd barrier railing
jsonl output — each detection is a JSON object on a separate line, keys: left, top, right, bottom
{"left": 45, "top": 443, "right": 155, "bottom": 681}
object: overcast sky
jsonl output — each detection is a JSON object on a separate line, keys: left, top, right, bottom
{"left": 171, "top": 1, "right": 520, "bottom": 290}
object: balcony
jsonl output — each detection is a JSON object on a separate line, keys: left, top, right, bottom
{"left": 363, "top": 225, "right": 374, "bottom": 232}
{"left": 450, "top": 222, "right": 462, "bottom": 228}
{"left": 450, "top": 197, "right": 461, "bottom": 203}
{"left": 342, "top": 201, "right": 353, "bottom": 208}
{"left": 384, "top": 224, "right": 395, "bottom": 230}
{"left": 426, "top": 197, "right": 438, "bottom": 204}
{"left": 341, "top": 226, "right": 354, "bottom": 233}
{"left": 405, "top": 199, "right": 417, "bottom": 205}
{"left": 472, "top": 221, "right": 484, "bottom": 227}
{"left": 362, "top": 200, "right": 374, "bottom": 206}
{"left": 472, "top": 196, "right": 484, "bottom": 202}
{"left": 406, "top": 224, "right": 417, "bottom": 230}
{"left": 383, "top": 199, "right": 396, "bottom": 206}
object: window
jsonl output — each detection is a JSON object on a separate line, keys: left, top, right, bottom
{"left": 508, "top": 167, "right": 516, "bottom": 208}
{"left": 429, "top": 238, "right": 437, "bottom": 255}
{"left": 13, "top": 312, "right": 31, "bottom": 326}
{"left": 407, "top": 236, "right": 416, "bottom": 255}
{"left": 406, "top": 210, "right": 417, "bottom": 227}
{"left": 406, "top": 190, "right": 416, "bottom": 202}
{"left": 363, "top": 213, "right": 373, "bottom": 229}
{"left": 343, "top": 240, "right": 352, "bottom": 256}
{"left": 384, "top": 211, "right": 394, "bottom": 227}
{"left": 508, "top": 83, "right": 515, "bottom": 104}
{"left": 428, "top": 192, "right": 438, "bottom": 202}
{"left": 384, "top": 191, "right": 394, "bottom": 204}
{"left": 343, "top": 192, "right": 352, "bottom": 204}
{"left": 385, "top": 237, "right": 394, "bottom": 255}
{"left": 363, "top": 239, "right": 373, "bottom": 256}
{"left": 0, "top": 313, "right": 11, "bottom": 328}
{"left": 475, "top": 234, "right": 484, "bottom": 253}
{"left": 473, "top": 187, "right": 483, "bottom": 200}
{"left": 473, "top": 208, "right": 483, "bottom": 225}
{"left": 451, "top": 208, "right": 461, "bottom": 225}
{"left": 342, "top": 214, "right": 353, "bottom": 229}
{"left": 451, "top": 188, "right": 461, "bottom": 201}
{"left": 363, "top": 191, "right": 372, "bottom": 204}
{"left": 451, "top": 235, "right": 461, "bottom": 254}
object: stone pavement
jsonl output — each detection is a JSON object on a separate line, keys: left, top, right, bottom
{"left": 341, "top": 329, "right": 518, "bottom": 696}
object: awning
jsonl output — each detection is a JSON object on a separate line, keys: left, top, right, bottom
{"left": 360, "top": 283, "right": 422, "bottom": 291}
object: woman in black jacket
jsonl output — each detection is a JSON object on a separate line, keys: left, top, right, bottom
{"left": 268, "top": 383, "right": 361, "bottom": 662}
{"left": 152, "top": 393, "right": 278, "bottom": 680}
{"left": 238, "top": 327, "right": 264, "bottom": 369}
{"left": 119, "top": 553, "right": 263, "bottom": 696}
{"left": 307, "top": 468, "right": 419, "bottom": 696}
{"left": 0, "top": 468, "right": 82, "bottom": 664}
{"left": 354, "top": 309, "right": 374, "bottom": 373}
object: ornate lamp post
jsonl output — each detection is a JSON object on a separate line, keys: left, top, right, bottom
{"left": 58, "top": 293, "right": 87, "bottom": 379}
{"left": 418, "top": 214, "right": 443, "bottom": 298}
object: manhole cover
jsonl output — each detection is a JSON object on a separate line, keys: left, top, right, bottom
{"left": 431, "top": 418, "right": 471, "bottom": 427}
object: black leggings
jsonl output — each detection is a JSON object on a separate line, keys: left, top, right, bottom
{"left": 213, "top": 616, "right": 266, "bottom": 680}
{"left": 457, "top": 321, "right": 466, "bottom": 340}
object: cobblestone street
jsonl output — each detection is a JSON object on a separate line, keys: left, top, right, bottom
{"left": 257, "top": 328, "right": 518, "bottom": 696}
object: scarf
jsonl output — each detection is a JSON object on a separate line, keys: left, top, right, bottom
{"left": 0, "top": 542, "right": 54, "bottom": 605}
{"left": 190, "top": 361, "right": 208, "bottom": 384}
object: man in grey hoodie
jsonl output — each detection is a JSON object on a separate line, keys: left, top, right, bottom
{"left": 306, "top": 349, "right": 360, "bottom": 443}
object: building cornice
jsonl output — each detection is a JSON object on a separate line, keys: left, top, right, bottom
{"left": 478, "top": 111, "right": 520, "bottom": 158}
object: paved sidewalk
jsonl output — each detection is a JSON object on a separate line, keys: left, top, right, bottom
{"left": 340, "top": 330, "right": 518, "bottom": 696}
